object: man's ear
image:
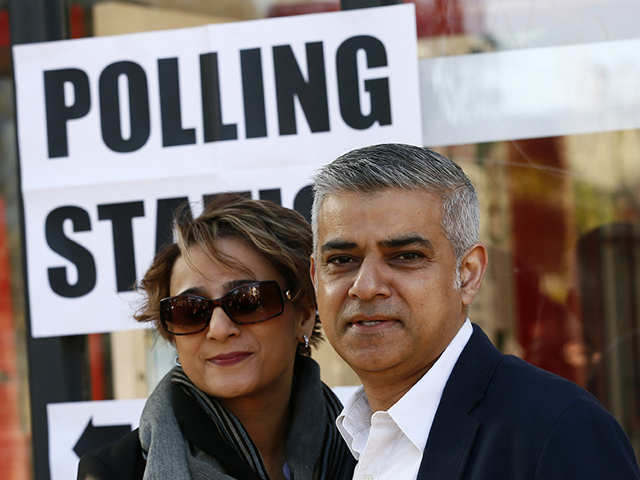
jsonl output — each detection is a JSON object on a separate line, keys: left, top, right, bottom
{"left": 459, "top": 243, "right": 488, "bottom": 306}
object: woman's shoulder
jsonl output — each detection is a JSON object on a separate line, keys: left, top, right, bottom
{"left": 77, "top": 428, "right": 146, "bottom": 480}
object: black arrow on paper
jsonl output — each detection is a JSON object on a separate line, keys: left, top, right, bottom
{"left": 73, "top": 417, "right": 132, "bottom": 458}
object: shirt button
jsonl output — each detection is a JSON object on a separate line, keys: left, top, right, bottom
{"left": 363, "top": 475, "right": 373, "bottom": 480}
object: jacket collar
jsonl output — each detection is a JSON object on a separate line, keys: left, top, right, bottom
{"left": 416, "top": 324, "right": 502, "bottom": 480}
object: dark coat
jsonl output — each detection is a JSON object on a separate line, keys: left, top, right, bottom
{"left": 77, "top": 428, "right": 355, "bottom": 480}
{"left": 77, "top": 429, "right": 145, "bottom": 479}
{"left": 417, "top": 324, "right": 640, "bottom": 480}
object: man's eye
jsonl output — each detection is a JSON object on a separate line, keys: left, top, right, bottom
{"left": 328, "top": 255, "right": 353, "bottom": 265}
{"left": 395, "top": 252, "right": 422, "bottom": 261}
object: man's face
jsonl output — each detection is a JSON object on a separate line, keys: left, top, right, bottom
{"left": 311, "top": 188, "right": 479, "bottom": 391}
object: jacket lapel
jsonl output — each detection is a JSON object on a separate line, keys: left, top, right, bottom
{"left": 416, "top": 324, "right": 502, "bottom": 480}
{"left": 417, "top": 398, "right": 479, "bottom": 480}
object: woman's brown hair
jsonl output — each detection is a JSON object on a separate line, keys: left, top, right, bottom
{"left": 134, "top": 192, "right": 321, "bottom": 354}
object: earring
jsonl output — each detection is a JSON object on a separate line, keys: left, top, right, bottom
{"left": 303, "top": 334, "right": 309, "bottom": 349}
{"left": 174, "top": 355, "right": 182, "bottom": 367}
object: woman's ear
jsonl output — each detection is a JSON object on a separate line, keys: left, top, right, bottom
{"left": 459, "top": 243, "right": 488, "bottom": 307}
{"left": 296, "top": 302, "right": 317, "bottom": 339}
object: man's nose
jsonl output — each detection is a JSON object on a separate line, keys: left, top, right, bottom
{"left": 348, "top": 257, "right": 392, "bottom": 301}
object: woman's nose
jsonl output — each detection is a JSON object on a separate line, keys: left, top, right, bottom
{"left": 205, "top": 306, "right": 242, "bottom": 341}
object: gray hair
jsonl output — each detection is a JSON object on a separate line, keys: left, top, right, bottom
{"left": 311, "top": 143, "right": 479, "bottom": 262}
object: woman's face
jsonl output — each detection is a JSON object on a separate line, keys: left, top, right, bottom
{"left": 169, "top": 238, "right": 313, "bottom": 403}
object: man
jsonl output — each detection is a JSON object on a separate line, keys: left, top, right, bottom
{"left": 310, "top": 143, "right": 640, "bottom": 480}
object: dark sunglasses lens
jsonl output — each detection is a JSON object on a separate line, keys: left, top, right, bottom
{"left": 225, "top": 282, "right": 284, "bottom": 324}
{"left": 161, "top": 296, "right": 212, "bottom": 334}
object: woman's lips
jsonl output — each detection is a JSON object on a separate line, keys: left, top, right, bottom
{"left": 208, "top": 352, "right": 252, "bottom": 366}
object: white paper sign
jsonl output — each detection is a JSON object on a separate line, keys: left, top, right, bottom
{"left": 420, "top": 37, "right": 640, "bottom": 146}
{"left": 13, "top": 4, "right": 422, "bottom": 337}
{"left": 47, "top": 399, "right": 146, "bottom": 480}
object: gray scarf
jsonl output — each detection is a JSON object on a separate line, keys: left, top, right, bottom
{"left": 138, "top": 356, "right": 349, "bottom": 480}
{"left": 138, "top": 366, "right": 230, "bottom": 480}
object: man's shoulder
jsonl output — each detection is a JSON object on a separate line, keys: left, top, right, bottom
{"left": 422, "top": 325, "right": 640, "bottom": 479}
{"left": 458, "top": 324, "right": 602, "bottom": 416}
{"left": 494, "top": 352, "right": 599, "bottom": 408}
{"left": 468, "top": 335, "right": 606, "bottom": 435}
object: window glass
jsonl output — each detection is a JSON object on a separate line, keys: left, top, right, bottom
{"left": 2, "top": 0, "right": 639, "bottom": 469}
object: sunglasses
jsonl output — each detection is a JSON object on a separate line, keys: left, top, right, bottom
{"left": 160, "top": 280, "right": 291, "bottom": 335}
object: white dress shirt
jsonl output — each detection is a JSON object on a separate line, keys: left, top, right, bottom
{"left": 337, "top": 319, "right": 473, "bottom": 480}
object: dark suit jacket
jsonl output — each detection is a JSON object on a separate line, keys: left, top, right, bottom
{"left": 417, "top": 324, "right": 640, "bottom": 480}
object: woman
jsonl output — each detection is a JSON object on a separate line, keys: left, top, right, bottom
{"left": 77, "top": 193, "right": 353, "bottom": 480}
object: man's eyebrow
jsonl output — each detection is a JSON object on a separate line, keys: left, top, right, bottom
{"left": 320, "top": 239, "right": 358, "bottom": 253}
{"left": 379, "top": 235, "right": 434, "bottom": 250}
{"left": 320, "top": 236, "right": 434, "bottom": 253}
